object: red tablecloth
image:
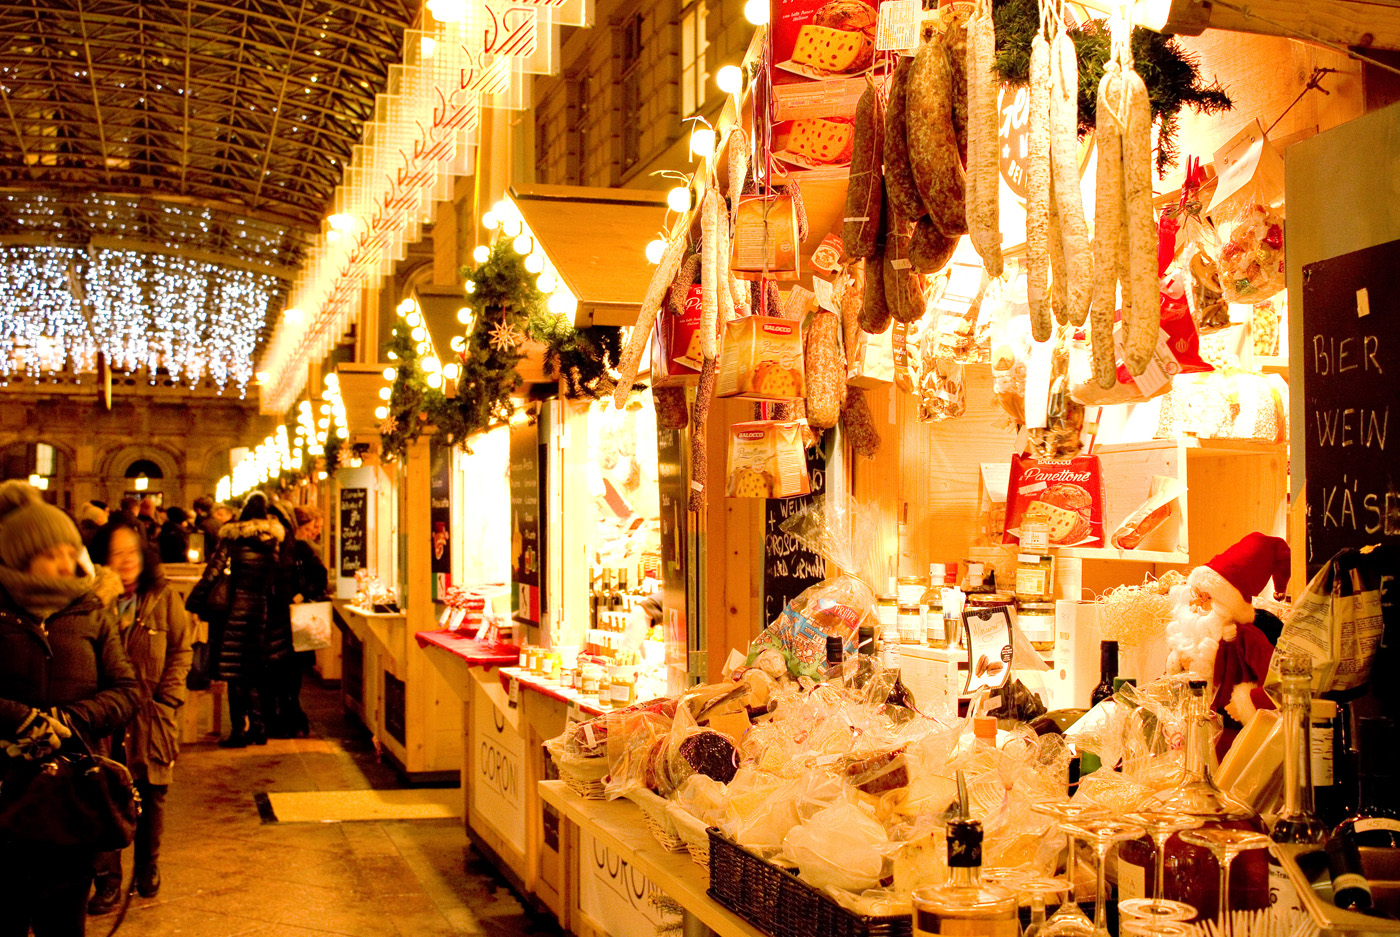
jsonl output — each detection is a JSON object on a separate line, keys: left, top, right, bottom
{"left": 414, "top": 628, "right": 520, "bottom": 667}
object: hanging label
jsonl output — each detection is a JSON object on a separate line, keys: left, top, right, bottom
{"left": 876, "top": 0, "right": 922, "bottom": 51}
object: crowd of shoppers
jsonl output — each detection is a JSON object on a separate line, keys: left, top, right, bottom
{"left": 0, "top": 482, "right": 330, "bottom": 936}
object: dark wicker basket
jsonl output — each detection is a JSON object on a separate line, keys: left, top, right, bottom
{"left": 706, "top": 829, "right": 912, "bottom": 937}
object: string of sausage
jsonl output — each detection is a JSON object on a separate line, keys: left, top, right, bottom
{"left": 1090, "top": 63, "right": 1125, "bottom": 389}
{"left": 1026, "top": 27, "right": 1052, "bottom": 343}
{"left": 965, "top": 0, "right": 1003, "bottom": 277}
{"left": 1048, "top": 15, "right": 1091, "bottom": 329}
{"left": 1121, "top": 58, "right": 1160, "bottom": 375}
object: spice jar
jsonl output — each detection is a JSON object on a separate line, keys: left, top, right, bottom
{"left": 898, "top": 605, "right": 924, "bottom": 645}
{"left": 1017, "top": 601, "right": 1056, "bottom": 653}
{"left": 1014, "top": 554, "right": 1055, "bottom": 602}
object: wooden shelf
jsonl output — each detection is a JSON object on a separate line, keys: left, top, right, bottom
{"left": 1059, "top": 546, "right": 1190, "bottom": 564}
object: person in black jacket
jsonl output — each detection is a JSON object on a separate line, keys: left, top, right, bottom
{"left": 196, "top": 492, "right": 294, "bottom": 748}
{"left": 0, "top": 481, "right": 141, "bottom": 937}
{"left": 265, "top": 505, "right": 329, "bottom": 738}
{"left": 156, "top": 506, "right": 191, "bottom": 565}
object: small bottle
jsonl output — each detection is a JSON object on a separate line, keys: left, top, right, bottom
{"left": 852, "top": 624, "right": 878, "bottom": 691}
{"left": 1269, "top": 654, "right": 1327, "bottom": 914}
{"left": 1312, "top": 699, "right": 1341, "bottom": 827}
{"left": 825, "top": 634, "right": 845, "bottom": 688}
{"left": 911, "top": 819, "right": 1017, "bottom": 937}
{"left": 1325, "top": 833, "right": 1374, "bottom": 911}
{"left": 1090, "top": 640, "right": 1119, "bottom": 706}
{"left": 1332, "top": 716, "right": 1400, "bottom": 848}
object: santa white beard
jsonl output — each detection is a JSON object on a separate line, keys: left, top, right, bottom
{"left": 1163, "top": 582, "right": 1234, "bottom": 681}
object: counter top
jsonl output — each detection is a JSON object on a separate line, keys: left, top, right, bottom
{"left": 339, "top": 603, "right": 407, "bottom": 620}
{"left": 538, "top": 780, "right": 765, "bottom": 937}
{"left": 500, "top": 667, "right": 607, "bottom": 717}
{"left": 414, "top": 628, "right": 520, "bottom": 668}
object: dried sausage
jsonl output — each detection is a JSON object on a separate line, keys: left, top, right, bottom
{"left": 1049, "top": 25, "right": 1092, "bottom": 327}
{"left": 844, "top": 83, "right": 885, "bottom": 259}
{"left": 884, "top": 58, "right": 928, "bottom": 222}
{"left": 965, "top": 0, "right": 1003, "bottom": 276}
{"left": 1122, "top": 65, "right": 1160, "bottom": 375}
{"left": 1026, "top": 32, "right": 1052, "bottom": 342}
{"left": 614, "top": 232, "right": 686, "bottom": 406}
{"left": 1090, "top": 67, "right": 1125, "bottom": 388}
{"left": 906, "top": 30, "right": 967, "bottom": 237}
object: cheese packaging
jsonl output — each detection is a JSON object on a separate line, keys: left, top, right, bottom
{"left": 770, "top": 0, "right": 887, "bottom": 121}
{"left": 1003, "top": 454, "right": 1105, "bottom": 548}
{"left": 726, "top": 420, "right": 811, "bottom": 499}
{"left": 732, "top": 193, "right": 801, "bottom": 281}
{"left": 718, "top": 315, "right": 806, "bottom": 400}
{"left": 651, "top": 284, "right": 704, "bottom": 386}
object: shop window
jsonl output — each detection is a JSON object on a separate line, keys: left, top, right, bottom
{"left": 681, "top": 2, "right": 709, "bottom": 117}
{"left": 619, "top": 13, "right": 644, "bottom": 171}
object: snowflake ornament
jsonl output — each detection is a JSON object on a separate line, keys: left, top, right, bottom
{"left": 488, "top": 320, "right": 523, "bottom": 352}
{"left": 379, "top": 414, "right": 399, "bottom": 436}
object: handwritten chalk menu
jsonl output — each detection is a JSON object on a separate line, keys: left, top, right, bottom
{"left": 338, "top": 487, "right": 368, "bottom": 578}
{"left": 510, "top": 421, "right": 544, "bottom": 626}
{"left": 1302, "top": 238, "right": 1400, "bottom": 572}
{"left": 762, "top": 446, "right": 827, "bottom": 628}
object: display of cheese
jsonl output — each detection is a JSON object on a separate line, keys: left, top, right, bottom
{"left": 786, "top": 118, "right": 855, "bottom": 165}
{"left": 789, "top": 24, "right": 869, "bottom": 73}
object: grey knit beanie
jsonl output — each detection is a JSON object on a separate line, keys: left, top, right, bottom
{"left": 0, "top": 481, "right": 83, "bottom": 570}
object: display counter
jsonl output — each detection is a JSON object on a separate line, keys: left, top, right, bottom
{"left": 539, "top": 779, "right": 764, "bottom": 937}
{"left": 335, "top": 601, "right": 461, "bottom": 781}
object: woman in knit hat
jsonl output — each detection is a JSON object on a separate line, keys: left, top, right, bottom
{"left": 0, "top": 481, "right": 141, "bottom": 936}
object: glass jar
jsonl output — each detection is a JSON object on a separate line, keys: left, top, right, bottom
{"left": 876, "top": 594, "right": 899, "bottom": 644}
{"left": 897, "top": 576, "right": 927, "bottom": 607}
{"left": 607, "top": 666, "right": 637, "bottom": 709}
{"left": 898, "top": 605, "right": 924, "bottom": 645}
{"left": 924, "top": 593, "right": 946, "bottom": 648}
{"left": 580, "top": 662, "right": 603, "bottom": 698}
{"left": 967, "top": 592, "right": 1014, "bottom": 612}
{"left": 1014, "top": 553, "right": 1055, "bottom": 602}
{"left": 1017, "top": 601, "right": 1056, "bottom": 653}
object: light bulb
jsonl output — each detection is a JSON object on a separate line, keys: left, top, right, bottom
{"left": 320, "top": 403, "right": 330, "bottom": 414}
{"left": 536, "top": 272, "right": 556, "bottom": 293}
{"left": 318, "top": 417, "right": 329, "bottom": 429}
{"left": 525, "top": 252, "right": 545, "bottom": 273}
{"left": 255, "top": 371, "right": 269, "bottom": 383}
{"left": 716, "top": 65, "right": 743, "bottom": 95}
{"left": 417, "top": 343, "right": 430, "bottom": 356}
{"left": 548, "top": 289, "right": 577, "bottom": 317}
{"left": 397, "top": 299, "right": 415, "bottom": 314}
{"left": 465, "top": 281, "right": 476, "bottom": 294}
{"left": 378, "top": 386, "right": 391, "bottom": 400}
{"left": 406, "top": 311, "right": 422, "bottom": 327}
{"left": 481, "top": 211, "right": 497, "bottom": 230}
{"left": 667, "top": 186, "right": 694, "bottom": 213}
{"left": 324, "top": 372, "right": 338, "bottom": 385}
{"left": 387, "top": 351, "right": 398, "bottom": 360}
{"left": 424, "top": 356, "right": 441, "bottom": 372}
{"left": 689, "top": 129, "right": 717, "bottom": 158}
{"left": 327, "top": 213, "right": 355, "bottom": 232}
{"left": 744, "top": 0, "right": 768, "bottom": 24}
{"left": 501, "top": 217, "right": 522, "bottom": 238}
{"left": 450, "top": 336, "right": 466, "bottom": 351}
{"left": 426, "top": 372, "right": 442, "bottom": 389}
{"left": 425, "top": 0, "right": 467, "bottom": 21}
{"left": 383, "top": 367, "right": 396, "bottom": 380}
{"left": 473, "top": 244, "right": 490, "bottom": 262}
{"left": 375, "top": 405, "right": 388, "bottom": 419}
{"left": 411, "top": 326, "right": 426, "bottom": 341}
{"left": 283, "top": 307, "right": 304, "bottom": 324}
{"left": 420, "top": 36, "right": 436, "bottom": 58}
{"left": 442, "top": 363, "right": 460, "bottom": 380}
{"left": 513, "top": 234, "right": 532, "bottom": 254}
{"left": 645, "top": 239, "right": 666, "bottom": 264}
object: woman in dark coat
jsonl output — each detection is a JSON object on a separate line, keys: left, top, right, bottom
{"left": 0, "top": 481, "right": 141, "bottom": 937}
{"left": 156, "top": 506, "right": 191, "bottom": 565}
{"left": 193, "top": 492, "right": 294, "bottom": 748}
{"left": 85, "top": 520, "right": 194, "bottom": 913}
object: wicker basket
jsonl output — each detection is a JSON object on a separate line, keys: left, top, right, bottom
{"left": 555, "top": 756, "right": 609, "bottom": 800}
{"left": 666, "top": 803, "right": 711, "bottom": 869}
{"left": 707, "top": 829, "right": 912, "bottom": 937}
{"left": 625, "top": 789, "right": 686, "bottom": 852}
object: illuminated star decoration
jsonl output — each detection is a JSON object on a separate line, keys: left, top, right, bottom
{"left": 488, "top": 320, "right": 523, "bottom": 352}
{"left": 378, "top": 414, "right": 398, "bottom": 436}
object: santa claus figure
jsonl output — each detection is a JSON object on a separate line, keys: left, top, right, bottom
{"left": 1164, "top": 532, "right": 1291, "bottom": 749}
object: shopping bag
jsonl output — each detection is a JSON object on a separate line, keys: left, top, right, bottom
{"left": 290, "top": 601, "right": 333, "bottom": 653}
{"left": 1269, "top": 548, "right": 1384, "bottom": 694}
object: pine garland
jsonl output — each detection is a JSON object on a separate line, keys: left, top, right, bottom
{"left": 990, "top": 0, "right": 1232, "bottom": 172}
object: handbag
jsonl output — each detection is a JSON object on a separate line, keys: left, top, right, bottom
{"left": 290, "top": 601, "right": 333, "bottom": 652}
{"left": 0, "top": 732, "right": 140, "bottom": 851}
{"left": 186, "top": 544, "right": 231, "bottom": 621}
{"left": 186, "top": 640, "right": 213, "bottom": 691}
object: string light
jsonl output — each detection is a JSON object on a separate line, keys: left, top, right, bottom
{"left": 744, "top": 0, "right": 769, "bottom": 24}
{"left": 645, "top": 239, "right": 666, "bottom": 264}
{"left": 716, "top": 65, "right": 744, "bottom": 95}
{"left": 667, "top": 187, "right": 695, "bottom": 212}
{"left": 689, "top": 128, "right": 717, "bottom": 158}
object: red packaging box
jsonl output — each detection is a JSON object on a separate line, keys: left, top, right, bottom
{"left": 1002, "top": 454, "right": 1106, "bottom": 548}
{"left": 770, "top": 0, "right": 886, "bottom": 121}
{"left": 651, "top": 284, "right": 704, "bottom": 386}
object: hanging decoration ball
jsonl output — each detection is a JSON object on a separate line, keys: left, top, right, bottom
{"left": 716, "top": 65, "right": 743, "bottom": 95}
{"left": 472, "top": 244, "right": 490, "bottom": 263}
{"left": 645, "top": 239, "right": 666, "bottom": 265}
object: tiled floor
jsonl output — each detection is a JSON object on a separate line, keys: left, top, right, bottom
{"left": 105, "top": 680, "right": 566, "bottom": 937}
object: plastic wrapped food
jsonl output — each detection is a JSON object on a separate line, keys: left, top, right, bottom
{"left": 1218, "top": 202, "right": 1285, "bottom": 303}
{"left": 918, "top": 358, "right": 966, "bottom": 423}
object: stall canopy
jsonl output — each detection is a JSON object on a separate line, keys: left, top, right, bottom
{"left": 336, "top": 363, "right": 392, "bottom": 441}
{"left": 504, "top": 184, "right": 670, "bottom": 327}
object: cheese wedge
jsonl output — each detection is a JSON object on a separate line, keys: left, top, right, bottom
{"left": 787, "top": 118, "right": 855, "bottom": 165}
{"left": 789, "top": 24, "right": 867, "bottom": 73}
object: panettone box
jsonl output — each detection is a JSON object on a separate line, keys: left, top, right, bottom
{"left": 726, "top": 421, "right": 811, "bottom": 499}
{"left": 1002, "top": 454, "right": 1106, "bottom": 548}
{"left": 651, "top": 284, "right": 704, "bottom": 386}
{"left": 770, "top": 0, "right": 886, "bottom": 121}
{"left": 717, "top": 315, "right": 806, "bottom": 400}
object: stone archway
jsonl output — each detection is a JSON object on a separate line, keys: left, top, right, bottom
{"left": 96, "top": 443, "right": 186, "bottom": 510}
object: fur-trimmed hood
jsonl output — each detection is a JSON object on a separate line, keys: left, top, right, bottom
{"left": 218, "top": 517, "right": 285, "bottom": 544}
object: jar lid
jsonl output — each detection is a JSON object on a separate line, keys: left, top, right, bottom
{"left": 1017, "top": 601, "right": 1055, "bottom": 611}
{"left": 969, "top": 592, "right": 1015, "bottom": 605}
{"left": 897, "top": 604, "right": 921, "bottom": 613}
{"left": 1018, "top": 553, "right": 1051, "bottom": 563}
{"left": 876, "top": 593, "right": 897, "bottom": 602}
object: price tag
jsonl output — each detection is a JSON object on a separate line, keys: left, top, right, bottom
{"left": 876, "top": 0, "right": 921, "bottom": 51}
{"left": 507, "top": 674, "right": 520, "bottom": 709}
{"left": 567, "top": 700, "right": 583, "bottom": 724}
{"left": 812, "top": 276, "right": 838, "bottom": 313}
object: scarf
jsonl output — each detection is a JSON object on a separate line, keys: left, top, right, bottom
{"left": 0, "top": 565, "right": 96, "bottom": 621}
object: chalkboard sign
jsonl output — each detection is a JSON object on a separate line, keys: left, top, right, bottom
{"left": 510, "top": 422, "right": 544, "bottom": 626}
{"left": 338, "top": 487, "right": 368, "bottom": 578}
{"left": 429, "top": 441, "right": 452, "bottom": 599}
{"left": 761, "top": 446, "right": 827, "bottom": 628}
{"left": 1302, "top": 237, "right": 1400, "bottom": 572}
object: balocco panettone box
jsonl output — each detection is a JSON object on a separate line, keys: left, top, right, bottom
{"left": 717, "top": 315, "right": 806, "bottom": 401}
{"left": 726, "top": 421, "right": 811, "bottom": 499}
{"left": 1003, "top": 454, "right": 1106, "bottom": 548}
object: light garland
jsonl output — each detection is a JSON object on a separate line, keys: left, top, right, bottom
{"left": 0, "top": 244, "right": 279, "bottom": 393}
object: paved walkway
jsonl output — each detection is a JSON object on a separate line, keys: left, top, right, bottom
{"left": 106, "top": 681, "right": 565, "bottom": 937}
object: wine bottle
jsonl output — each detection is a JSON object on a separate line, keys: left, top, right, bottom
{"left": 1325, "top": 833, "right": 1374, "bottom": 911}
{"left": 1090, "top": 641, "right": 1119, "bottom": 706}
{"left": 824, "top": 634, "right": 845, "bottom": 688}
{"left": 1332, "top": 716, "right": 1400, "bottom": 848}
{"left": 1268, "top": 655, "right": 1326, "bottom": 915}
{"left": 852, "top": 624, "right": 878, "bottom": 691}
{"left": 1312, "top": 698, "right": 1341, "bottom": 828}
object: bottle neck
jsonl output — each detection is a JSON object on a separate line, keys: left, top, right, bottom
{"left": 1182, "top": 692, "right": 1214, "bottom": 785}
{"left": 1279, "top": 677, "right": 1317, "bottom": 820}
{"left": 1099, "top": 644, "right": 1118, "bottom": 681}
{"left": 949, "top": 864, "right": 981, "bottom": 888}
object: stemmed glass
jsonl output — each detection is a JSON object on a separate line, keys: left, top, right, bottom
{"left": 1119, "top": 923, "right": 1195, "bottom": 937}
{"left": 1013, "top": 876, "right": 1070, "bottom": 937}
{"left": 1118, "top": 811, "right": 1203, "bottom": 923}
{"left": 1029, "top": 803, "right": 1107, "bottom": 937}
{"left": 1177, "top": 829, "right": 1273, "bottom": 937}
{"left": 1065, "top": 818, "right": 1145, "bottom": 937}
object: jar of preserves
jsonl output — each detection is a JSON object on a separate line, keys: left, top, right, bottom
{"left": 580, "top": 662, "right": 603, "bottom": 698}
{"left": 924, "top": 591, "right": 946, "bottom": 648}
{"left": 898, "top": 605, "right": 924, "bottom": 645}
{"left": 1017, "top": 601, "right": 1056, "bottom": 653}
{"left": 967, "top": 592, "right": 1014, "bottom": 612}
{"left": 607, "top": 666, "right": 637, "bottom": 708}
{"left": 876, "top": 594, "right": 899, "bottom": 643}
{"left": 897, "top": 576, "right": 927, "bottom": 607}
{"left": 1014, "top": 553, "right": 1055, "bottom": 602}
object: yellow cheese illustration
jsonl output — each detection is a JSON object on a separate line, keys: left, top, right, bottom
{"left": 789, "top": 24, "right": 867, "bottom": 73}
{"left": 787, "top": 119, "right": 855, "bottom": 165}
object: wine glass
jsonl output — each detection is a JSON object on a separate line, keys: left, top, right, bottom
{"left": 1119, "top": 922, "right": 1195, "bottom": 937}
{"left": 1064, "top": 818, "right": 1145, "bottom": 937}
{"left": 1011, "top": 876, "right": 1070, "bottom": 937}
{"left": 1177, "top": 829, "right": 1273, "bottom": 937}
{"left": 1029, "top": 802, "right": 1108, "bottom": 937}
{"left": 1118, "top": 811, "right": 1203, "bottom": 923}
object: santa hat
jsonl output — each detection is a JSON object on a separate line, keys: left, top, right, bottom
{"left": 1188, "top": 532, "right": 1291, "bottom": 625}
